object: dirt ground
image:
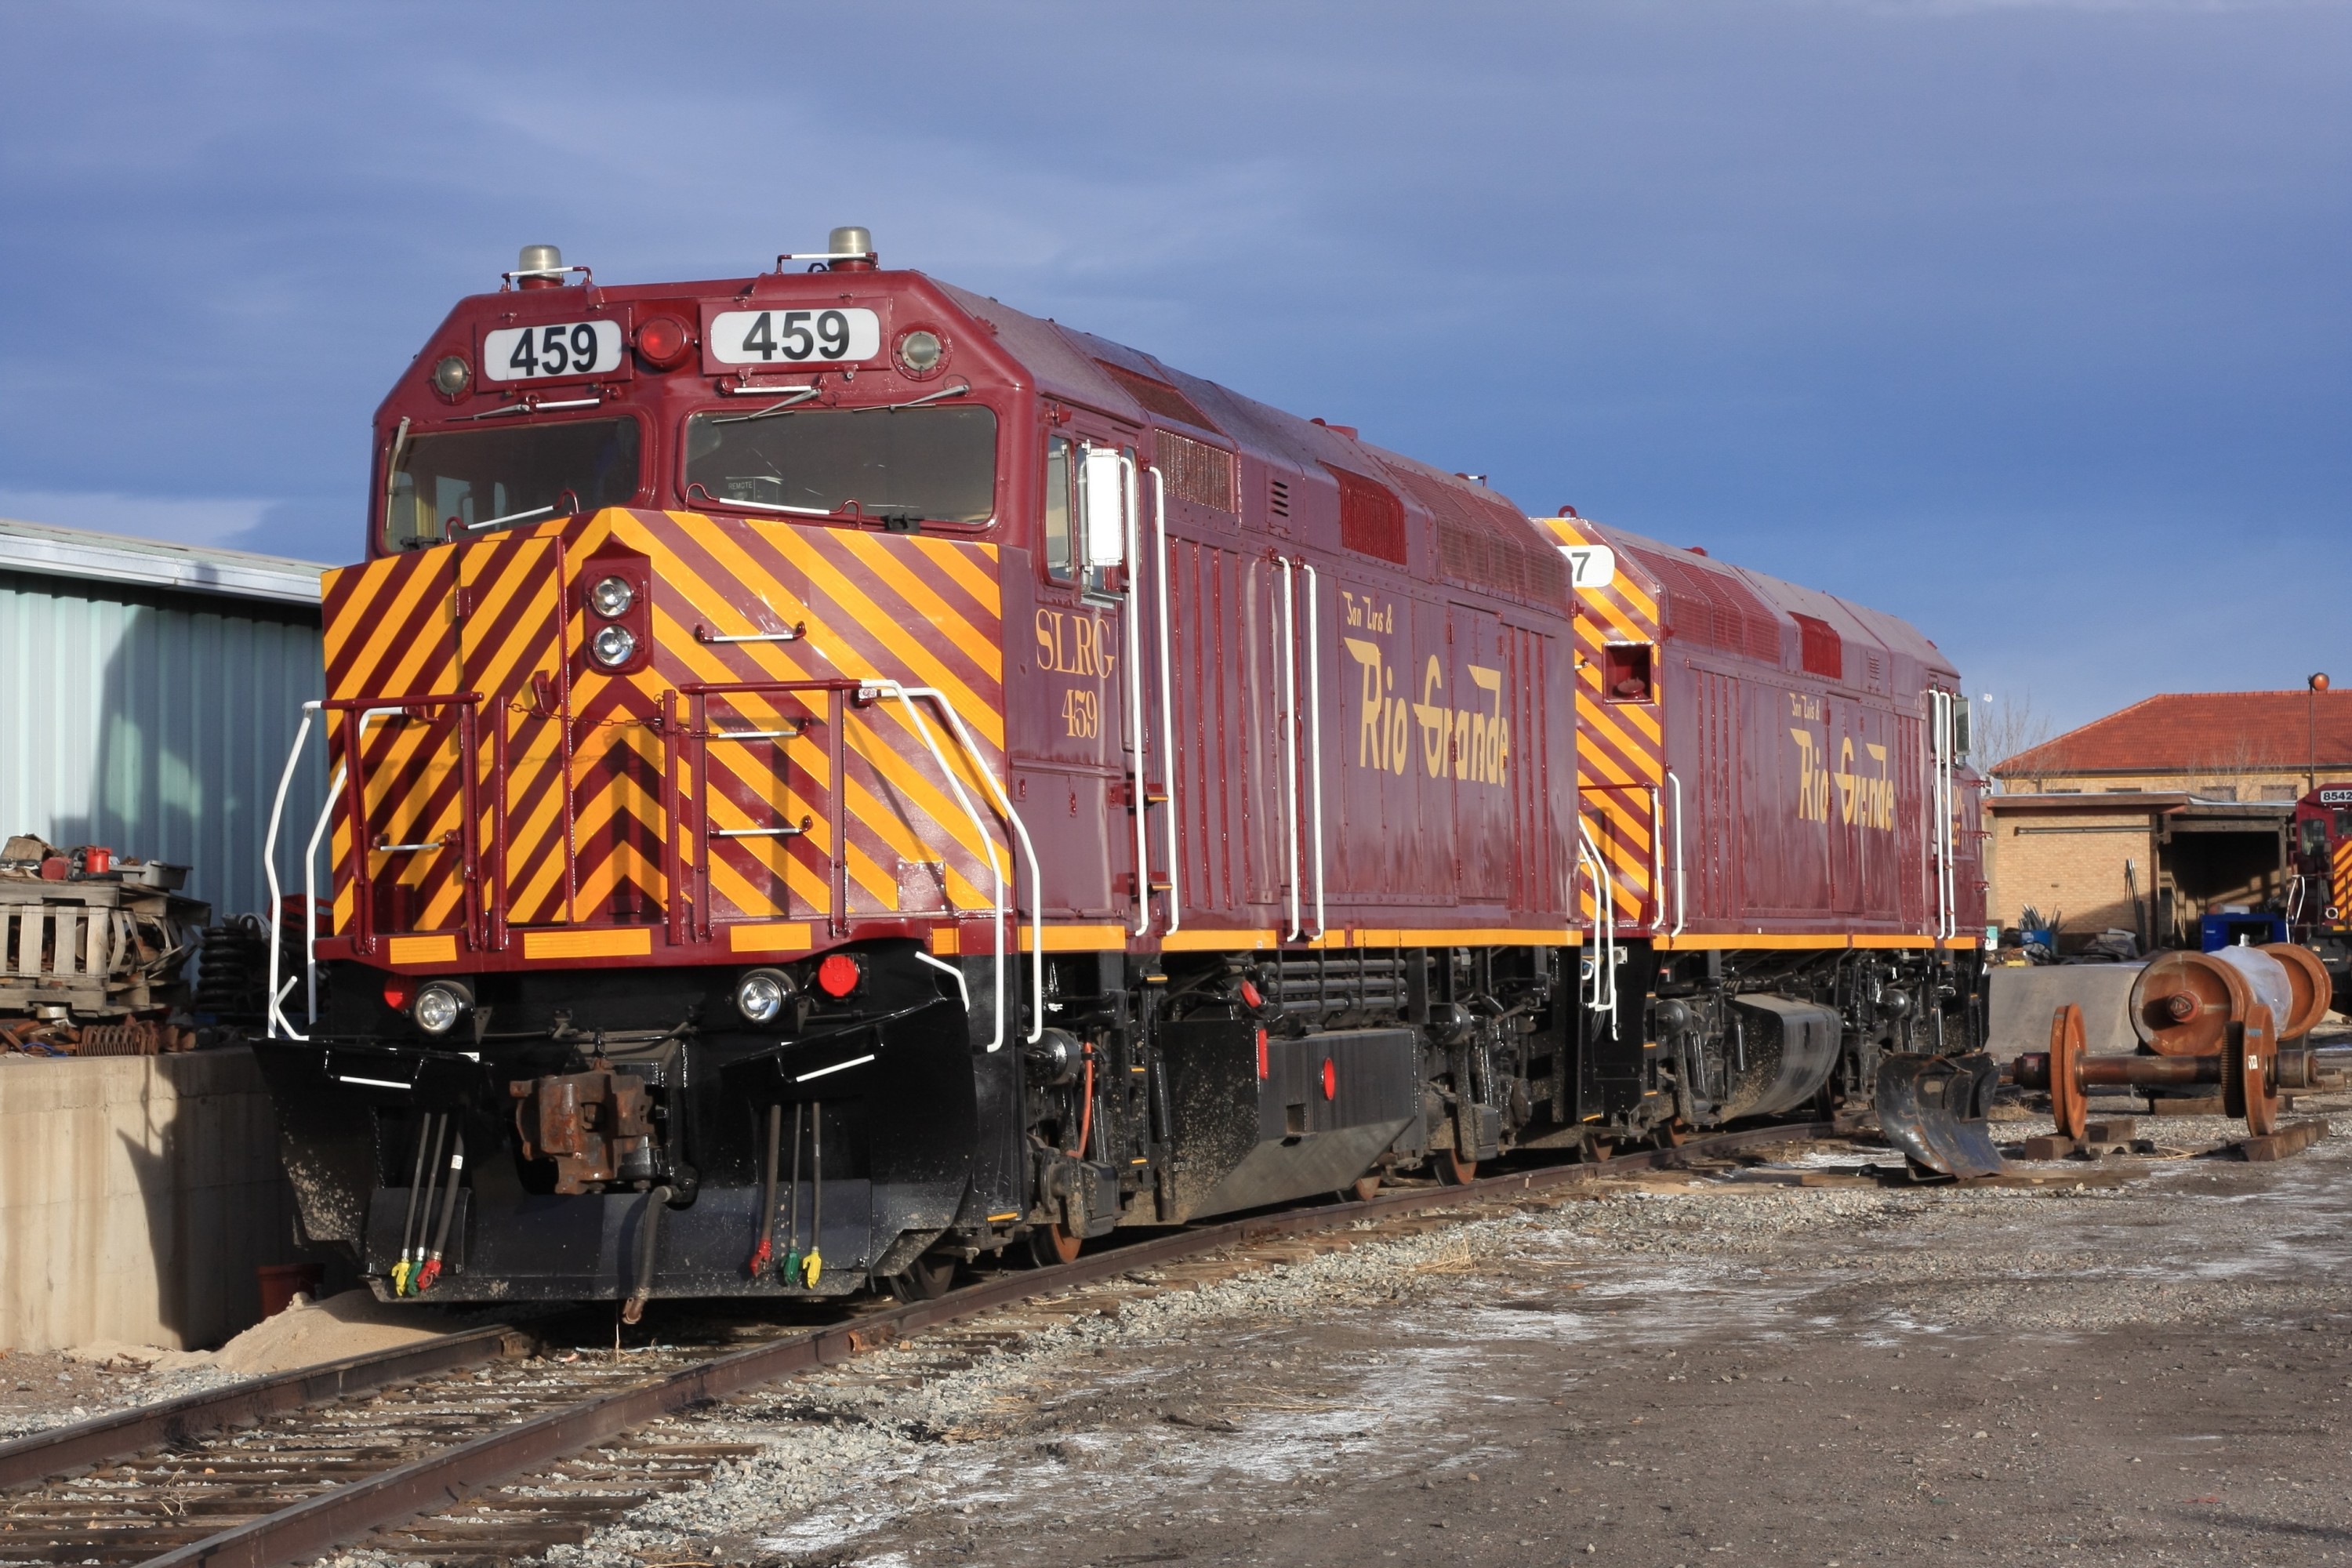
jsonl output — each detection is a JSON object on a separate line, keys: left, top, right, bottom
{"left": 520, "top": 1100, "right": 2352, "bottom": 1568}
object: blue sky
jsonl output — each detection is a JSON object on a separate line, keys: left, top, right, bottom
{"left": 1, "top": 2, "right": 2344, "bottom": 733}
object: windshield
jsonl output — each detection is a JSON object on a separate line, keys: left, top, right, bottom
{"left": 684, "top": 405, "right": 996, "bottom": 525}
{"left": 385, "top": 418, "right": 641, "bottom": 550}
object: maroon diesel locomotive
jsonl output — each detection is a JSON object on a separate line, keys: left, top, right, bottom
{"left": 1544, "top": 517, "right": 1990, "bottom": 1169}
{"left": 253, "top": 229, "right": 1990, "bottom": 1309}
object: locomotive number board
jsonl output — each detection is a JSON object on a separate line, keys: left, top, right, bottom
{"left": 1559, "top": 543, "right": 1617, "bottom": 589}
{"left": 483, "top": 320, "right": 627, "bottom": 382}
{"left": 706, "top": 307, "right": 883, "bottom": 365}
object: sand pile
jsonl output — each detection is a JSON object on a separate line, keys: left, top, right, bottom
{"left": 150, "top": 1289, "right": 456, "bottom": 1377}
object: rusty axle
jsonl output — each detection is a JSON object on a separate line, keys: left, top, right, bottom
{"left": 2013, "top": 1046, "right": 2325, "bottom": 1093}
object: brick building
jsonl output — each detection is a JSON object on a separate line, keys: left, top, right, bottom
{"left": 1982, "top": 688, "right": 2346, "bottom": 948}
{"left": 1992, "top": 688, "right": 2352, "bottom": 800}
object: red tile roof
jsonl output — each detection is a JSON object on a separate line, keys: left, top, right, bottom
{"left": 1994, "top": 689, "right": 2352, "bottom": 778}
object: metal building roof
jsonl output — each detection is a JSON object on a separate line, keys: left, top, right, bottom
{"left": 0, "top": 517, "right": 325, "bottom": 607}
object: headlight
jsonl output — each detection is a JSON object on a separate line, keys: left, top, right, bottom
{"left": 590, "top": 624, "right": 637, "bottom": 666}
{"left": 413, "top": 981, "right": 472, "bottom": 1036}
{"left": 432, "top": 354, "right": 471, "bottom": 396}
{"left": 734, "top": 967, "right": 796, "bottom": 1025}
{"left": 896, "top": 329, "right": 943, "bottom": 373}
{"left": 589, "top": 575, "right": 634, "bottom": 618}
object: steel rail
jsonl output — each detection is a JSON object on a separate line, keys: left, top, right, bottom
{"left": 0, "top": 1325, "right": 528, "bottom": 1493}
{"left": 89, "top": 1119, "right": 1837, "bottom": 1568}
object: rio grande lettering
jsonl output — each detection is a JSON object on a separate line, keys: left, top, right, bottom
{"left": 1345, "top": 638, "right": 1508, "bottom": 786}
{"left": 1791, "top": 728, "right": 1893, "bottom": 829}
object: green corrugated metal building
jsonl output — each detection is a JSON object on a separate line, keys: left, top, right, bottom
{"left": 0, "top": 517, "right": 328, "bottom": 917}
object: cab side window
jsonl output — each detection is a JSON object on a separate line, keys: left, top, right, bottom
{"left": 1044, "top": 436, "right": 1076, "bottom": 581}
{"left": 1602, "top": 642, "right": 1653, "bottom": 703}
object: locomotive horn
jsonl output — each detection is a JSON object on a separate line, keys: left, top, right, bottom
{"left": 828, "top": 227, "right": 875, "bottom": 270}
{"left": 1874, "top": 1051, "right": 2004, "bottom": 1178}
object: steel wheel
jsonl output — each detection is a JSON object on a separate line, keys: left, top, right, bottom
{"left": 1436, "top": 1144, "right": 1478, "bottom": 1185}
{"left": 1027, "top": 1224, "right": 1083, "bottom": 1267}
{"left": 887, "top": 1250, "right": 958, "bottom": 1302}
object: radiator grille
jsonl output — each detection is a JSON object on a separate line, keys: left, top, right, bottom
{"left": 1159, "top": 431, "right": 1237, "bottom": 513}
{"left": 1327, "top": 466, "right": 1406, "bottom": 563}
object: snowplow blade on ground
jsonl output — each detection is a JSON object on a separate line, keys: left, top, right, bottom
{"left": 1874, "top": 1051, "right": 2005, "bottom": 1178}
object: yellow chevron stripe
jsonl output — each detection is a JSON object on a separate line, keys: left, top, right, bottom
{"left": 768, "top": 530, "right": 1005, "bottom": 750}
{"left": 366, "top": 568, "right": 458, "bottom": 702}
{"left": 1581, "top": 691, "right": 1675, "bottom": 761}
{"left": 321, "top": 559, "right": 397, "bottom": 671}
{"left": 1581, "top": 591, "right": 1653, "bottom": 648}
{"left": 836, "top": 530, "right": 1002, "bottom": 678}
{"left": 922, "top": 535, "right": 1002, "bottom": 614}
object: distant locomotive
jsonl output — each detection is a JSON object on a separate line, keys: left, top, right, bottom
{"left": 2288, "top": 784, "right": 2352, "bottom": 1011}
{"left": 1543, "top": 517, "right": 1987, "bottom": 1160}
{"left": 255, "top": 230, "right": 1990, "bottom": 1310}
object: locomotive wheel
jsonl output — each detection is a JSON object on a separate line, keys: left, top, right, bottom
{"left": 1027, "top": 1224, "right": 1083, "bottom": 1268}
{"left": 2048, "top": 1002, "right": 2087, "bottom": 1143}
{"left": 1436, "top": 1145, "right": 1479, "bottom": 1186}
{"left": 886, "top": 1250, "right": 958, "bottom": 1302}
{"left": 2227, "top": 1004, "right": 2281, "bottom": 1138}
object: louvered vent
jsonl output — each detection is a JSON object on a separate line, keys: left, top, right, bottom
{"left": 1792, "top": 614, "right": 1842, "bottom": 680}
{"left": 1326, "top": 466, "right": 1406, "bottom": 563}
{"left": 1633, "top": 549, "right": 1784, "bottom": 664}
{"left": 1094, "top": 361, "right": 1219, "bottom": 431}
{"left": 1374, "top": 458, "right": 1565, "bottom": 603}
{"left": 1158, "top": 431, "right": 1236, "bottom": 513}
{"left": 1269, "top": 478, "right": 1290, "bottom": 518}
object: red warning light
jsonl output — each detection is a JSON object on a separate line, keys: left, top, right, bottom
{"left": 815, "top": 953, "right": 862, "bottom": 998}
{"left": 1321, "top": 1058, "right": 1338, "bottom": 1101}
{"left": 383, "top": 976, "right": 416, "bottom": 1011}
{"left": 1240, "top": 979, "right": 1262, "bottom": 1009}
{"left": 635, "top": 316, "right": 691, "bottom": 368}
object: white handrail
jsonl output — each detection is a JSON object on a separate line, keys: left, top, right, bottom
{"left": 267, "top": 703, "right": 401, "bottom": 1040}
{"left": 1666, "top": 768, "right": 1686, "bottom": 938}
{"left": 1932, "top": 690, "right": 1955, "bottom": 940}
{"left": 866, "top": 682, "right": 1040, "bottom": 1051}
{"left": 1647, "top": 783, "right": 1664, "bottom": 931}
{"left": 302, "top": 763, "right": 344, "bottom": 1026}
{"left": 263, "top": 702, "right": 321, "bottom": 1041}
{"left": 1151, "top": 468, "right": 1181, "bottom": 935}
{"left": 870, "top": 681, "right": 1044, "bottom": 1048}
{"left": 1302, "top": 562, "right": 1326, "bottom": 939}
{"left": 1577, "top": 820, "right": 1618, "bottom": 1036}
{"left": 1121, "top": 453, "right": 1150, "bottom": 937}
{"left": 1279, "top": 557, "right": 1301, "bottom": 942}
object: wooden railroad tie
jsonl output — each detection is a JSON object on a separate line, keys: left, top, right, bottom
{"left": 2230, "top": 1118, "right": 2330, "bottom": 1163}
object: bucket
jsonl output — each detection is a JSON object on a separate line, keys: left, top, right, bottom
{"left": 256, "top": 1261, "right": 325, "bottom": 1319}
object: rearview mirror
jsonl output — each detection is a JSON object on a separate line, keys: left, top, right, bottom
{"left": 1082, "top": 447, "right": 1127, "bottom": 570}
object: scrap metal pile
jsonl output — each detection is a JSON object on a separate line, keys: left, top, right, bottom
{"left": 0, "top": 833, "right": 209, "bottom": 1056}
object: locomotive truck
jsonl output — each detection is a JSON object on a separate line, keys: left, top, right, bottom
{"left": 256, "top": 230, "right": 1990, "bottom": 1310}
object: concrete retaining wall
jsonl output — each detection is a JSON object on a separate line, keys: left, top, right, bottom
{"left": 1985, "top": 963, "right": 2147, "bottom": 1062}
{"left": 0, "top": 1047, "right": 297, "bottom": 1352}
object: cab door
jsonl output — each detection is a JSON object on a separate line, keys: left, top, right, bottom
{"left": 1011, "top": 420, "right": 1146, "bottom": 927}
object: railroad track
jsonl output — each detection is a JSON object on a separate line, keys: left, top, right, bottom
{"left": 0, "top": 1120, "right": 1847, "bottom": 1568}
